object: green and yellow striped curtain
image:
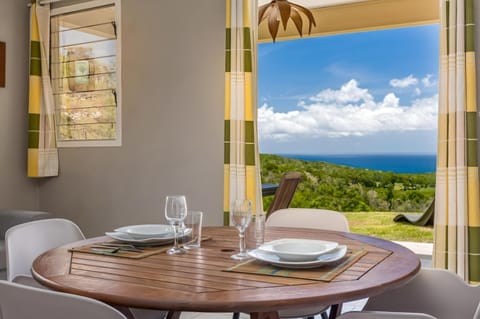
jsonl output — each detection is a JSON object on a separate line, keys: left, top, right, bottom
{"left": 433, "top": 0, "right": 479, "bottom": 283}
{"left": 28, "top": 2, "right": 58, "bottom": 177}
{"left": 224, "top": 0, "right": 263, "bottom": 224}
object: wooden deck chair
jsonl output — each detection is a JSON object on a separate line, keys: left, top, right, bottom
{"left": 266, "top": 172, "right": 302, "bottom": 218}
{"left": 393, "top": 199, "right": 434, "bottom": 226}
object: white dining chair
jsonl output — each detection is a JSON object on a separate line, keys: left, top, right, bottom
{"left": 0, "top": 279, "right": 128, "bottom": 319}
{"left": 0, "top": 209, "right": 51, "bottom": 280}
{"left": 266, "top": 208, "right": 350, "bottom": 232}
{"left": 265, "top": 208, "right": 350, "bottom": 319}
{"left": 6, "top": 217, "right": 167, "bottom": 319}
{"left": 338, "top": 311, "right": 437, "bottom": 319}
{"left": 350, "top": 268, "right": 480, "bottom": 319}
{"left": 6, "top": 218, "right": 85, "bottom": 284}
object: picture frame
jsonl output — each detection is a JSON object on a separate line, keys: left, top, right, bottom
{"left": 0, "top": 42, "right": 5, "bottom": 87}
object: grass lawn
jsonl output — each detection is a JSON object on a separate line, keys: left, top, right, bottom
{"left": 343, "top": 211, "right": 433, "bottom": 243}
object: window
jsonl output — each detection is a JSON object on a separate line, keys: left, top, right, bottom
{"left": 50, "top": 0, "right": 121, "bottom": 147}
{"left": 257, "top": 0, "right": 439, "bottom": 244}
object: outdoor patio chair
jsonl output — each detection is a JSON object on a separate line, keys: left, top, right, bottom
{"left": 266, "top": 172, "right": 302, "bottom": 218}
{"left": 0, "top": 209, "right": 51, "bottom": 279}
{"left": 338, "top": 311, "right": 437, "bottom": 319}
{"left": 266, "top": 208, "right": 350, "bottom": 319}
{"left": 6, "top": 218, "right": 167, "bottom": 319}
{"left": 393, "top": 199, "right": 434, "bottom": 226}
{"left": 349, "top": 268, "right": 480, "bottom": 319}
{"left": 6, "top": 218, "right": 85, "bottom": 285}
{"left": 0, "top": 279, "right": 128, "bottom": 319}
{"left": 266, "top": 208, "right": 350, "bottom": 232}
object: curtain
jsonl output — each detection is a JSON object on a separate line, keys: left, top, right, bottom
{"left": 433, "top": 0, "right": 479, "bottom": 283}
{"left": 224, "top": 0, "right": 263, "bottom": 224}
{"left": 28, "top": 2, "right": 58, "bottom": 177}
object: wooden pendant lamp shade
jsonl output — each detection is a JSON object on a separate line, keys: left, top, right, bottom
{"left": 259, "top": 0, "right": 316, "bottom": 42}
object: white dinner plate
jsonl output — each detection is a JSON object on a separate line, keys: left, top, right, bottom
{"left": 105, "top": 228, "right": 191, "bottom": 244}
{"left": 114, "top": 224, "right": 174, "bottom": 239}
{"left": 257, "top": 238, "right": 338, "bottom": 262}
{"left": 247, "top": 245, "right": 347, "bottom": 269}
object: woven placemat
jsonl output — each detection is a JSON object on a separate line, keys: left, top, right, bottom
{"left": 224, "top": 248, "right": 367, "bottom": 282}
{"left": 69, "top": 236, "right": 211, "bottom": 259}
{"left": 69, "top": 242, "right": 171, "bottom": 259}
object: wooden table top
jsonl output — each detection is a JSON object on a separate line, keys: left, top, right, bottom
{"left": 32, "top": 226, "right": 420, "bottom": 318}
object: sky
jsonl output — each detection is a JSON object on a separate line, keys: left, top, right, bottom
{"left": 257, "top": 24, "right": 439, "bottom": 155}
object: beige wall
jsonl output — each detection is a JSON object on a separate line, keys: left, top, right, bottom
{"left": 39, "top": 0, "right": 226, "bottom": 236}
{"left": 0, "top": 0, "right": 39, "bottom": 210}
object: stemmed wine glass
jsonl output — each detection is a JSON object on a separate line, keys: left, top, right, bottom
{"left": 165, "top": 195, "right": 188, "bottom": 255}
{"left": 230, "top": 199, "right": 253, "bottom": 260}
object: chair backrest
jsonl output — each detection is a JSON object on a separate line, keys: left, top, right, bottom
{"left": 266, "top": 172, "right": 302, "bottom": 217}
{"left": 0, "top": 280, "right": 127, "bottom": 319}
{"left": 0, "top": 210, "right": 51, "bottom": 240}
{"left": 364, "top": 268, "right": 480, "bottom": 319}
{"left": 339, "top": 311, "right": 437, "bottom": 319}
{"left": 6, "top": 218, "right": 85, "bottom": 281}
{"left": 266, "top": 208, "right": 350, "bottom": 232}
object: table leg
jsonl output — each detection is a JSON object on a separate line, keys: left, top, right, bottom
{"left": 166, "top": 311, "right": 181, "bottom": 319}
{"left": 328, "top": 304, "right": 342, "bottom": 319}
{"left": 249, "top": 312, "right": 280, "bottom": 319}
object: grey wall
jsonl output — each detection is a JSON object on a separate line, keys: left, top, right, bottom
{"left": 0, "top": 0, "right": 40, "bottom": 210}
{"left": 39, "top": 0, "right": 226, "bottom": 237}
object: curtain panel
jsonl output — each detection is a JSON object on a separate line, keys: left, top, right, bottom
{"left": 224, "top": 0, "right": 263, "bottom": 225}
{"left": 433, "top": 0, "right": 479, "bottom": 283}
{"left": 28, "top": 2, "right": 58, "bottom": 177}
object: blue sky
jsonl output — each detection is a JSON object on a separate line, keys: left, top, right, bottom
{"left": 257, "top": 24, "right": 439, "bottom": 155}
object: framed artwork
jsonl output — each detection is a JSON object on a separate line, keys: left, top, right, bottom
{"left": 0, "top": 42, "right": 5, "bottom": 87}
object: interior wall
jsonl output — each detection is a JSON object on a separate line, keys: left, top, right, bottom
{"left": 0, "top": 0, "right": 40, "bottom": 210}
{"left": 39, "top": 0, "right": 226, "bottom": 237}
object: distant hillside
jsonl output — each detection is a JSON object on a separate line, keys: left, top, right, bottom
{"left": 261, "top": 154, "right": 435, "bottom": 212}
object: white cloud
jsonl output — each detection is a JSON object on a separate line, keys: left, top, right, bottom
{"left": 258, "top": 79, "right": 438, "bottom": 141}
{"left": 422, "top": 74, "right": 436, "bottom": 87}
{"left": 414, "top": 88, "right": 422, "bottom": 95}
{"left": 309, "top": 79, "right": 373, "bottom": 104}
{"left": 389, "top": 75, "right": 419, "bottom": 88}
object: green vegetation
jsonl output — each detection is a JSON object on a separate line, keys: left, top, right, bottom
{"left": 261, "top": 154, "right": 434, "bottom": 242}
{"left": 344, "top": 212, "right": 433, "bottom": 242}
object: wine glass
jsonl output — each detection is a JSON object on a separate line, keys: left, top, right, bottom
{"left": 165, "top": 195, "right": 188, "bottom": 255}
{"left": 230, "top": 199, "right": 253, "bottom": 260}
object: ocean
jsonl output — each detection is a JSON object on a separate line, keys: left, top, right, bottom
{"left": 278, "top": 154, "right": 437, "bottom": 174}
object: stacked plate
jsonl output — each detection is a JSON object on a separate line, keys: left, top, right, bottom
{"left": 247, "top": 238, "right": 347, "bottom": 268}
{"left": 106, "top": 224, "right": 191, "bottom": 244}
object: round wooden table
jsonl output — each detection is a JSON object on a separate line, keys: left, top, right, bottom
{"left": 32, "top": 226, "right": 420, "bottom": 319}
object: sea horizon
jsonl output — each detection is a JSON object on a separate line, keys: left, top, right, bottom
{"left": 272, "top": 153, "right": 437, "bottom": 174}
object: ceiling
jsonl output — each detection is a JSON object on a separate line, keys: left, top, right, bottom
{"left": 257, "top": 0, "right": 439, "bottom": 42}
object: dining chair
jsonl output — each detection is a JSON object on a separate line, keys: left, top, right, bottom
{"left": 338, "top": 311, "right": 437, "bottom": 319}
{"left": 265, "top": 208, "right": 350, "bottom": 319}
{"left": 6, "top": 217, "right": 167, "bottom": 319}
{"left": 266, "top": 172, "right": 302, "bottom": 218}
{"left": 266, "top": 208, "right": 350, "bottom": 232}
{"left": 0, "top": 209, "right": 51, "bottom": 279}
{"left": 0, "top": 279, "right": 128, "bottom": 319}
{"left": 6, "top": 218, "right": 85, "bottom": 284}
{"left": 352, "top": 268, "right": 480, "bottom": 319}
